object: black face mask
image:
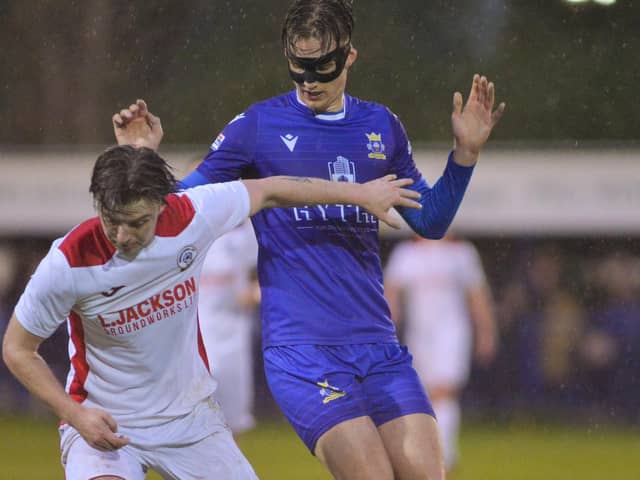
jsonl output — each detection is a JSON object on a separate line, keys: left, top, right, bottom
{"left": 287, "top": 45, "right": 351, "bottom": 84}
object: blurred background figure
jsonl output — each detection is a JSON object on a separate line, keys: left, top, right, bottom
{"left": 0, "top": 244, "right": 20, "bottom": 409}
{"left": 198, "top": 220, "right": 260, "bottom": 434}
{"left": 579, "top": 251, "right": 640, "bottom": 422}
{"left": 385, "top": 232, "right": 497, "bottom": 475}
{"left": 497, "top": 244, "right": 585, "bottom": 413}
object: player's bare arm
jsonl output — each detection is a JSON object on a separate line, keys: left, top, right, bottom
{"left": 112, "top": 99, "right": 163, "bottom": 150}
{"left": 452, "top": 74, "right": 506, "bottom": 167}
{"left": 242, "top": 174, "right": 422, "bottom": 229}
{"left": 2, "top": 314, "right": 130, "bottom": 451}
{"left": 467, "top": 284, "right": 498, "bottom": 366}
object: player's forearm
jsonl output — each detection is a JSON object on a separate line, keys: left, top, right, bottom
{"left": 259, "top": 176, "right": 368, "bottom": 210}
{"left": 469, "top": 287, "right": 496, "bottom": 332}
{"left": 3, "top": 346, "right": 80, "bottom": 422}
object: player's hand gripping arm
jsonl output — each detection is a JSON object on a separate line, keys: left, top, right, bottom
{"left": 2, "top": 314, "right": 130, "bottom": 451}
{"left": 243, "top": 174, "right": 422, "bottom": 229}
{"left": 451, "top": 74, "right": 506, "bottom": 167}
{"left": 112, "top": 99, "right": 163, "bottom": 150}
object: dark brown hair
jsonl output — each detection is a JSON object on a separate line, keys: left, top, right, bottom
{"left": 90, "top": 145, "right": 177, "bottom": 216}
{"left": 282, "top": 0, "right": 354, "bottom": 56}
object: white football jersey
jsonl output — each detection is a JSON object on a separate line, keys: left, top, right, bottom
{"left": 199, "top": 220, "right": 258, "bottom": 347}
{"left": 15, "top": 182, "right": 250, "bottom": 438}
{"left": 385, "top": 239, "right": 486, "bottom": 385}
{"left": 385, "top": 239, "right": 485, "bottom": 336}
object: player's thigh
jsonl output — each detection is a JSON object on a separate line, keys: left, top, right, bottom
{"left": 315, "top": 415, "right": 394, "bottom": 480}
{"left": 61, "top": 426, "right": 146, "bottom": 480}
{"left": 263, "top": 345, "right": 370, "bottom": 452}
{"left": 363, "top": 344, "right": 435, "bottom": 426}
{"left": 360, "top": 344, "right": 442, "bottom": 479}
{"left": 378, "top": 413, "right": 445, "bottom": 480}
{"left": 153, "top": 429, "right": 257, "bottom": 480}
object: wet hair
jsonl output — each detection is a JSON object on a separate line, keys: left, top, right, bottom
{"left": 90, "top": 145, "right": 177, "bottom": 217}
{"left": 282, "top": 0, "right": 354, "bottom": 56}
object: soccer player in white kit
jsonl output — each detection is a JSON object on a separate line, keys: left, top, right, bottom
{"left": 385, "top": 233, "right": 497, "bottom": 475}
{"left": 198, "top": 220, "right": 259, "bottom": 434}
{"left": 1, "top": 144, "right": 422, "bottom": 480}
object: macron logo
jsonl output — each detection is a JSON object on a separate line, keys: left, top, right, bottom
{"left": 280, "top": 134, "right": 299, "bottom": 152}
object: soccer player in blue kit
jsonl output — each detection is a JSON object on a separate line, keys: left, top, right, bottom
{"left": 113, "top": 1, "right": 505, "bottom": 478}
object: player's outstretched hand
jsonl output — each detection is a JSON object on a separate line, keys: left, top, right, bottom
{"left": 452, "top": 74, "right": 506, "bottom": 167}
{"left": 362, "top": 174, "right": 421, "bottom": 229}
{"left": 69, "top": 405, "right": 130, "bottom": 452}
{"left": 112, "top": 99, "right": 163, "bottom": 151}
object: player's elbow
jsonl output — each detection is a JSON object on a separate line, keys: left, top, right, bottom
{"left": 243, "top": 179, "right": 275, "bottom": 216}
{"left": 2, "top": 314, "right": 38, "bottom": 372}
{"left": 411, "top": 220, "right": 449, "bottom": 240}
{"left": 2, "top": 333, "right": 18, "bottom": 371}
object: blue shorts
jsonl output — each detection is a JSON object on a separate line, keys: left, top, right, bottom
{"left": 263, "top": 343, "right": 435, "bottom": 453}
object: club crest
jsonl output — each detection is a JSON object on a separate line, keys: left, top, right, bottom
{"left": 366, "top": 132, "right": 386, "bottom": 160}
{"left": 177, "top": 245, "right": 197, "bottom": 270}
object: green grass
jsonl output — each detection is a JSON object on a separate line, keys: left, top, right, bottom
{"left": 2, "top": 416, "right": 639, "bottom": 479}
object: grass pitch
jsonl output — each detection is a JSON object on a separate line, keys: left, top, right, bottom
{"left": 2, "top": 415, "right": 639, "bottom": 479}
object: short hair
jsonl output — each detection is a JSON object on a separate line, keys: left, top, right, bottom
{"left": 90, "top": 145, "right": 177, "bottom": 217}
{"left": 282, "top": 0, "right": 354, "bottom": 56}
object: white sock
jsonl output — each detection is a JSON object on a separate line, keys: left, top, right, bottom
{"left": 433, "top": 398, "right": 461, "bottom": 471}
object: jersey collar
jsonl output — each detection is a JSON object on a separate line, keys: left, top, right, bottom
{"left": 293, "top": 90, "right": 347, "bottom": 121}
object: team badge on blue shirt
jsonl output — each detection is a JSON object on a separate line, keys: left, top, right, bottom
{"left": 366, "top": 132, "right": 386, "bottom": 160}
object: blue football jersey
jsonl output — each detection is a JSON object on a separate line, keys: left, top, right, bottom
{"left": 195, "top": 91, "right": 436, "bottom": 347}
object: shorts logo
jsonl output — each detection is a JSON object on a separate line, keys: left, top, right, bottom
{"left": 366, "top": 132, "right": 386, "bottom": 160}
{"left": 317, "top": 379, "right": 346, "bottom": 404}
{"left": 211, "top": 133, "right": 225, "bottom": 151}
{"left": 177, "top": 245, "right": 197, "bottom": 270}
{"left": 328, "top": 156, "right": 356, "bottom": 183}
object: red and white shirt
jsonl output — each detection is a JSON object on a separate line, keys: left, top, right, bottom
{"left": 15, "top": 182, "right": 250, "bottom": 438}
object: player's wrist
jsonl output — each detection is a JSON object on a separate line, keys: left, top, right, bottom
{"left": 452, "top": 145, "right": 479, "bottom": 167}
{"left": 59, "top": 399, "right": 84, "bottom": 425}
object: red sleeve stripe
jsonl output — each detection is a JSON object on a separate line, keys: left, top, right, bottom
{"left": 59, "top": 218, "right": 116, "bottom": 268}
{"left": 156, "top": 194, "right": 196, "bottom": 237}
{"left": 68, "top": 311, "right": 89, "bottom": 403}
{"left": 196, "top": 314, "right": 210, "bottom": 373}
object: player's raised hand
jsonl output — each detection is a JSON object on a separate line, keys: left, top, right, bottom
{"left": 68, "top": 405, "right": 130, "bottom": 452}
{"left": 362, "top": 174, "right": 422, "bottom": 229}
{"left": 112, "top": 99, "right": 163, "bottom": 151}
{"left": 451, "top": 74, "right": 506, "bottom": 167}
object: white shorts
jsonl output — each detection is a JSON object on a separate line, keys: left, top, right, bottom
{"left": 60, "top": 406, "right": 258, "bottom": 480}
{"left": 407, "top": 323, "right": 472, "bottom": 388}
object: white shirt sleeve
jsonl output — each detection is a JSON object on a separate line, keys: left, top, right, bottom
{"left": 183, "top": 181, "right": 251, "bottom": 242}
{"left": 14, "top": 240, "right": 76, "bottom": 339}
